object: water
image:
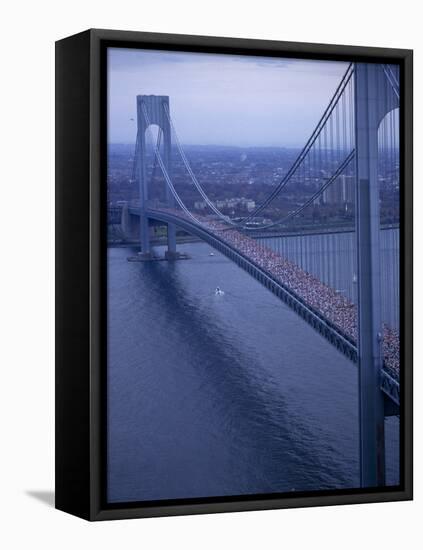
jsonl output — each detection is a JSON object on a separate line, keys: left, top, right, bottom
{"left": 107, "top": 241, "right": 400, "bottom": 503}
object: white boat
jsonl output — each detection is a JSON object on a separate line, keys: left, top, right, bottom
{"left": 215, "top": 287, "right": 224, "bottom": 296}
{"left": 209, "top": 252, "right": 215, "bottom": 256}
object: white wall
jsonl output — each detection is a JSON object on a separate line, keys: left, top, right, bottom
{"left": 0, "top": 1, "right": 420, "bottom": 548}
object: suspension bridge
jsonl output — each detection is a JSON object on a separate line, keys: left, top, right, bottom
{"left": 112, "top": 62, "right": 400, "bottom": 488}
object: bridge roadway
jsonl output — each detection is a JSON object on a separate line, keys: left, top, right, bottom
{"left": 133, "top": 206, "right": 400, "bottom": 408}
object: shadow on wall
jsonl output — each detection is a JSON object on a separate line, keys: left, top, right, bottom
{"left": 26, "top": 490, "right": 55, "bottom": 508}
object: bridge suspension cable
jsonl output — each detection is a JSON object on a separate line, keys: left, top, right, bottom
{"left": 382, "top": 64, "right": 399, "bottom": 99}
{"left": 163, "top": 103, "right": 237, "bottom": 225}
{"left": 149, "top": 127, "right": 162, "bottom": 187}
{"left": 242, "top": 150, "right": 356, "bottom": 231}
{"left": 140, "top": 102, "right": 207, "bottom": 227}
{"left": 132, "top": 126, "right": 163, "bottom": 186}
{"left": 379, "top": 65, "right": 400, "bottom": 329}
{"left": 131, "top": 130, "right": 140, "bottom": 183}
{"left": 161, "top": 63, "right": 356, "bottom": 230}
{"left": 237, "top": 63, "right": 355, "bottom": 227}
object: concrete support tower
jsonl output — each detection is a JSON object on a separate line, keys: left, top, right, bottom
{"left": 136, "top": 95, "right": 176, "bottom": 258}
{"left": 354, "top": 63, "right": 399, "bottom": 487}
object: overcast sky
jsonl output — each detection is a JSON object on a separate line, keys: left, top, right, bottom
{"left": 108, "top": 47, "right": 348, "bottom": 147}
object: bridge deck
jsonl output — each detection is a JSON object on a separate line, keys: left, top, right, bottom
{"left": 141, "top": 208, "right": 400, "bottom": 406}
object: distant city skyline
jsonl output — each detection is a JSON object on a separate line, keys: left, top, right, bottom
{"left": 108, "top": 48, "right": 348, "bottom": 147}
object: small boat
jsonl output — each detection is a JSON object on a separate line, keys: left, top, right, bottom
{"left": 215, "top": 287, "right": 224, "bottom": 296}
{"left": 209, "top": 252, "right": 215, "bottom": 256}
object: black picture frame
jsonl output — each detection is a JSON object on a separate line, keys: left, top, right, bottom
{"left": 55, "top": 28, "right": 413, "bottom": 521}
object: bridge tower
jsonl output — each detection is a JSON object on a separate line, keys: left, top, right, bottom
{"left": 355, "top": 63, "right": 399, "bottom": 487}
{"left": 136, "top": 95, "right": 177, "bottom": 258}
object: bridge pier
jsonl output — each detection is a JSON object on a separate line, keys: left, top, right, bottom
{"left": 139, "top": 215, "right": 152, "bottom": 258}
{"left": 121, "top": 202, "right": 140, "bottom": 243}
{"left": 167, "top": 222, "right": 176, "bottom": 252}
{"left": 164, "top": 222, "right": 180, "bottom": 259}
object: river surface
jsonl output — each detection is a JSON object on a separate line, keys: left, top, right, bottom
{"left": 107, "top": 241, "right": 399, "bottom": 503}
